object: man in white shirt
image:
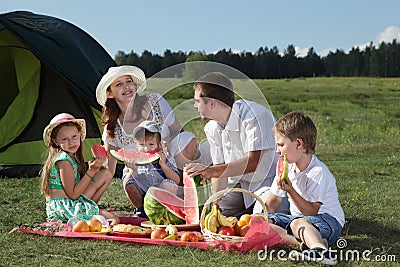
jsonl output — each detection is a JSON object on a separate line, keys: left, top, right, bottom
{"left": 185, "top": 72, "right": 286, "bottom": 217}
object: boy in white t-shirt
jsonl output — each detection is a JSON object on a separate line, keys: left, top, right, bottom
{"left": 266, "top": 111, "right": 345, "bottom": 265}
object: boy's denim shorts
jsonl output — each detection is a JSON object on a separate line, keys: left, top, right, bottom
{"left": 268, "top": 212, "right": 343, "bottom": 245}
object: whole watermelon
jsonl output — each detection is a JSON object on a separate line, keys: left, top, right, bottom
{"left": 144, "top": 187, "right": 185, "bottom": 225}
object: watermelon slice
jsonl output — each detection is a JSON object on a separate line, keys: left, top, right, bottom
{"left": 91, "top": 144, "right": 108, "bottom": 167}
{"left": 110, "top": 148, "right": 161, "bottom": 165}
{"left": 183, "top": 171, "right": 212, "bottom": 224}
{"left": 143, "top": 187, "right": 185, "bottom": 225}
{"left": 277, "top": 153, "right": 289, "bottom": 182}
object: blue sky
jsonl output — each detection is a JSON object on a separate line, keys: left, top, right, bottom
{"left": 2, "top": 0, "right": 400, "bottom": 58}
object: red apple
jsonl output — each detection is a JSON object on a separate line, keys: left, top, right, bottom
{"left": 217, "top": 226, "right": 235, "bottom": 236}
{"left": 180, "top": 232, "right": 199, "bottom": 242}
{"left": 151, "top": 228, "right": 168, "bottom": 239}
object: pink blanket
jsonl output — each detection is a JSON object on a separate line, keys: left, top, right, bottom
{"left": 12, "top": 216, "right": 283, "bottom": 253}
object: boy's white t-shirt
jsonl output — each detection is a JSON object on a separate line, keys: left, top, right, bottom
{"left": 270, "top": 154, "right": 345, "bottom": 226}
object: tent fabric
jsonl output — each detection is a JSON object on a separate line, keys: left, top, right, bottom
{"left": 0, "top": 11, "right": 114, "bottom": 109}
{"left": 0, "top": 29, "right": 40, "bottom": 149}
{"left": 0, "top": 11, "right": 116, "bottom": 177}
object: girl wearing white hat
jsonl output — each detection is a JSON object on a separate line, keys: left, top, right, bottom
{"left": 96, "top": 65, "right": 210, "bottom": 210}
{"left": 40, "top": 113, "right": 119, "bottom": 223}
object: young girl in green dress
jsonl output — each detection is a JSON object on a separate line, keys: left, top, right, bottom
{"left": 40, "top": 113, "right": 119, "bottom": 223}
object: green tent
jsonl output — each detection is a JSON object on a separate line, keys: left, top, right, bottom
{"left": 0, "top": 11, "right": 116, "bottom": 177}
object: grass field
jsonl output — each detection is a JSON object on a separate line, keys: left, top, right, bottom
{"left": 1, "top": 77, "right": 399, "bottom": 266}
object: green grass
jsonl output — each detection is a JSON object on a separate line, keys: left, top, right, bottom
{"left": 1, "top": 77, "right": 399, "bottom": 266}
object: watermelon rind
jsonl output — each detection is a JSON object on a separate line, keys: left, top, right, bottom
{"left": 110, "top": 149, "right": 125, "bottom": 162}
{"left": 110, "top": 149, "right": 160, "bottom": 165}
{"left": 135, "top": 158, "right": 159, "bottom": 166}
{"left": 278, "top": 153, "right": 289, "bottom": 182}
{"left": 144, "top": 187, "right": 185, "bottom": 225}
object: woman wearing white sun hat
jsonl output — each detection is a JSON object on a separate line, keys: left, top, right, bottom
{"left": 96, "top": 65, "right": 211, "bottom": 213}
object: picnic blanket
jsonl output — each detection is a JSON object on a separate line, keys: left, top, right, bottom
{"left": 11, "top": 216, "right": 283, "bottom": 253}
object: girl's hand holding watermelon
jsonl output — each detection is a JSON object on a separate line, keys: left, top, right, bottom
{"left": 88, "top": 157, "right": 105, "bottom": 174}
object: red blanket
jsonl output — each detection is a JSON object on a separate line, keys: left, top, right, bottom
{"left": 12, "top": 216, "right": 283, "bottom": 253}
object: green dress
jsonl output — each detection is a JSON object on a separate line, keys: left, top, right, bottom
{"left": 46, "top": 151, "right": 99, "bottom": 222}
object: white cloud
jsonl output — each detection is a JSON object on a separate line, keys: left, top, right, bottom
{"left": 295, "top": 46, "right": 334, "bottom": 58}
{"left": 211, "top": 49, "right": 244, "bottom": 55}
{"left": 376, "top": 26, "right": 400, "bottom": 44}
{"left": 331, "top": 26, "right": 400, "bottom": 56}
{"left": 319, "top": 48, "right": 335, "bottom": 57}
{"left": 354, "top": 43, "right": 370, "bottom": 51}
{"left": 230, "top": 49, "right": 245, "bottom": 54}
{"left": 213, "top": 27, "right": 400, "bottom": 59}
{"left": 352, "top": 26, "right": 400, "bottom": 52}
{"left": 295, "top": 46, "right": 309, "bottom": 58}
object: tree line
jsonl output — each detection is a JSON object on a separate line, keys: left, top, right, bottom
{"left": 114, "top": 39, "right": 400, "bottom": 79}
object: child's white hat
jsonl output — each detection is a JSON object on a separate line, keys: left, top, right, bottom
{"left": 132, "top": 120, "right": 161, "bottom": 138}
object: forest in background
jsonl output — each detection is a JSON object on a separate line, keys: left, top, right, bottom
{"left": 114, "top": 39, "right": 400, "bottom": 79}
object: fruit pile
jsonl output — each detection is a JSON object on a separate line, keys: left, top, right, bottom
{"left": 72, "top": 218, "right": 103, "bottom": 232}
{"left": 150, "top": 224, "right": 178, "bottom": 240}
{"left": 68, "top": 216, "right": 203, "bottom": 241}
{"left": 203, "top": 204, "right": 264, "bottom": 237}
{"left": 149, "top": 224, "right": 201, "bottom": 242}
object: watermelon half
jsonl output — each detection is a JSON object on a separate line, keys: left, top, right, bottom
{"left": 143, "top": 187, "right": 185, "bottom": 225}
{"left": 277, "top": 153, "right": 289, "bottom": 182}
{"left": 91, "top": 144, "right": 108, "bottom": 167}
{"left": 110, "top": 148, "right": 160, "bottom": 165}
{"left": 183, "top": 172, "right": 212, "bottom": 224}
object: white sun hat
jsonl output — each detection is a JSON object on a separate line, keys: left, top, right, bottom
{"left": 43, "top": 113, "right": 86, "bottom": 147}
{"left": 96, "top": 65, "right": 147, "bottom": 106}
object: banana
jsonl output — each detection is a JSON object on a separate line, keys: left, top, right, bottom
{"left": 203, "top": 210, "right": 213, "bottom": 230}
{"left": 206, "top": 204, "right": 220, "bottom": 233}
{"left": 217, "top": 209, "right": 237, "bottom": 228}
{"left": 204, "top": 204, "right": 216, "bottom": 229}
{"left": 226, "top": 216, "right": 238, "bottom": 228}
{"left": 207, "top": 214, "right": 219, "bottom": 233}
{"left": 205, "top": 211, "right": 213, "bottom": 230}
